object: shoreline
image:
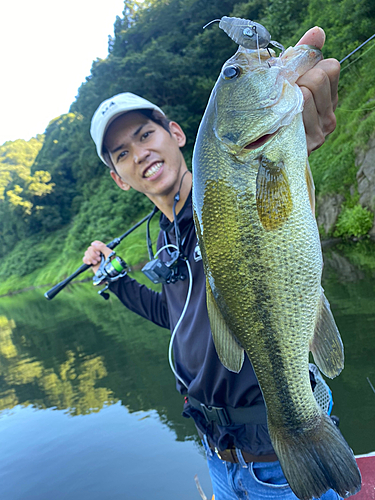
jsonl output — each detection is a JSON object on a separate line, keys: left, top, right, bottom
{"left": 2, "top": 237, "right": 373, "bottom": 299}
{"left": 0, "top": 277, "right": 92, "bottom": 299}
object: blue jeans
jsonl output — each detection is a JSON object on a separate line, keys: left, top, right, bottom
{"left": 203, "top": 443, "right": 342, "bottom": 500}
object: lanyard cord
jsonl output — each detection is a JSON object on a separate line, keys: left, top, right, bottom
{"left": 154, "top": 243, "right": 193, "bottom": 389}
{"left": 146, "top": 205, "right": 159, "bottom": 260}
{"left": 172, "top": 170, "right": 191, "bottom": 255}
{"left": 146, "top": 170, "right": 191, "bottom": 260}
{"left": 145, "top": 171, "right": 193, "bottom": 388}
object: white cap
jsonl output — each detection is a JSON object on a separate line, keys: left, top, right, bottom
{"left": 90, "top": 92, "right": 165, "bottom": 166}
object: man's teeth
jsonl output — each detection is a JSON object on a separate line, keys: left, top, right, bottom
{"left": 144, "top": 162, "right": 163, "bottom": 178}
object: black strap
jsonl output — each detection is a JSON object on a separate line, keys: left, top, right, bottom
{"left": 187, "top": 395, "right": 267, "bottom": 426}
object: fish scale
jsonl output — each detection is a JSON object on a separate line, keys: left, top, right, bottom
{"left": 192, "top": 44, "right": 361, "bottom": 499}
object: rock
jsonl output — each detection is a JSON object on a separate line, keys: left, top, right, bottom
{"left": 356, "top": 136, "right": 375, "bottom": 210}
{"left": 316, "top": 136, "right": 375, "bottom": 239}
{"left": 317, "top": 194, "right": 345, "bottom": 236}
{"left": 356, "top": 136, "right": 375, "bottom": 238}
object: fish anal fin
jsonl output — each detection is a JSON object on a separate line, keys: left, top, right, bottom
{"left": 310, "top": 289, "right": 344, "bottom": 379}
{"left": 256, "top": 156, "right": 292, "bottom": 231}
{"left": 206, "top": 283, "right": 244, "bottom": 373}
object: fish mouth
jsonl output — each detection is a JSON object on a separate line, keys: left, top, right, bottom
{"left": 244, "top": 130, "right": 279, "bottom": 150}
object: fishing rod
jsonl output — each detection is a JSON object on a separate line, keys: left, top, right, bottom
{"left": 44, "top": 212, "right": 153, "bottom": 300}
{"left": 340, "top": 33, "right": 375, "bottom": 65}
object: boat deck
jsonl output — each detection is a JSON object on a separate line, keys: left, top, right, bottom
{"left": 353, "top": 453, "right": 375, "bottom": 499}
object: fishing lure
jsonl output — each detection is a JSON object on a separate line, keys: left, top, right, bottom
{"left": 204, "top": 16, "right": 284, "bottom": 52}
{"left": 206, "top": 16, "right": 375, "bottom": 67}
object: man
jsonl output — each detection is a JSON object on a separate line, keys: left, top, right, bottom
{"left": 84, "top": 27, "right": 341, "bottom": 499}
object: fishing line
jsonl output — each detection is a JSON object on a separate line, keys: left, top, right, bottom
{"left": 336, "top": 40, "right": 375, "bottom": 111}
{"left": 337, "top": 103, "right": 375, "bottom": 112}
{"left": 154, "top": 243, "right": 193, "bottom": 389}
{"left": 367, "top": 377, "right": 375, "bottom": 395}
{"left": 256, "top": 31, "right": 261, "bottom": 65}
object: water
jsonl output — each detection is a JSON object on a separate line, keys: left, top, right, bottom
{"left": 0, "top": 242, "right": 374, "bottom": 499}
{"left": 0, "top": 405, "right": 209, "bottom": 499}
{"left": 0, "top": 282, "right": 212, "bottom": 500}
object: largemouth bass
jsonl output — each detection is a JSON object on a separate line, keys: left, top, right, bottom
{"left": 192, "top": 44, "right": 361, "bottom": 499}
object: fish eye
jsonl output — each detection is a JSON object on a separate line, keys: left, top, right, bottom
{"left": 223, "top": 66, "right": 241, "bottom": 79}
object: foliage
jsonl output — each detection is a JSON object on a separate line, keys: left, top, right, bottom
{"left": 0, "top": 136, "right": 55, "bottom": 254}
{"left": 333, "top": 204, "right": 374, "bottom": 239}
{"left": 0, "top": 137, "right": 44, "bottom": 198}
{"left": 2, "top": 0, "right": 375, "bottom": 293}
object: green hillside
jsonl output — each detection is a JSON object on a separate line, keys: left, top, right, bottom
{"left": 0, "top": 0, "right": 374, "bottom": 295}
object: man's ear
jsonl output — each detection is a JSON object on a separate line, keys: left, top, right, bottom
{"left": 110, "top": 170, "right": 131, "bottom": 191}
{"left": 169, "top": 121, "right": 186, "bottom": 148}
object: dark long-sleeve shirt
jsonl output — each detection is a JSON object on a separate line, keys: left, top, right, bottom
{"left": 109, "top": 191, "right": 274, "bottom": 455}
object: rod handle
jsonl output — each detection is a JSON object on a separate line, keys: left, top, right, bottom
{"left": 44, "top": 263, "right": 90, "bottom": 300}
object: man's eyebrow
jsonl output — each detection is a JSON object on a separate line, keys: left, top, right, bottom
{"left": 109, "top": 124, "right": 146, "bottom": 154}
{"left": 111, "top": 143, "right": 126, "bottom": 154}
{"left": 133, "top": 124, "right": 145, "bottom": 137}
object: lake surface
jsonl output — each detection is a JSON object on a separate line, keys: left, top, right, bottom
{"left": 0, "top": 242, "right": 374, "bottom": 499}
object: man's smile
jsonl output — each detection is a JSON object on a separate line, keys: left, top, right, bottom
{"left": 143, "top": 161, "right": 164, "bottom": 178}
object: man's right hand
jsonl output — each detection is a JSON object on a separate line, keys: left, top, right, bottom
{"left": 296, "top": 27, "right": 340, "bottom": 155}
{"left": 83, "top": 241, "right": 113, "bottom": 273}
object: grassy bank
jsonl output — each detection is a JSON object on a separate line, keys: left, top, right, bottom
{"left": 0, "top": 216, "right": 160, "bottom": 297}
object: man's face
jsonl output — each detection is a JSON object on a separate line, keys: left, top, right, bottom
{"left": 104, "top": 111, "right": 187, "bottom": 202}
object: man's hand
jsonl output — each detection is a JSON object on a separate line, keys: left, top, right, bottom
{"left": 296, "top": 27, "right": 340, "bottom": 154}
{"left": 83, "top": 241, "right": 113, "bottom": 274}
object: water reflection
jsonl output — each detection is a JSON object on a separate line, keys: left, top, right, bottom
{"left": 0, "top": 283, "right": 197, "bottom": 441}
{"left": 320, "top": 241, "right": 375, "bottom": 455}
{"left": 0, "top": 312, "right": 115, "bottom": 416}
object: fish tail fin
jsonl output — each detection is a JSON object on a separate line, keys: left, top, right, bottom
{"left": 269, "top": 412, "right": 361, "bottom": 500}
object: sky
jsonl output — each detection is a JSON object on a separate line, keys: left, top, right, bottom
{"left": 0, "top": 0, "right": 126, "bottom": 145}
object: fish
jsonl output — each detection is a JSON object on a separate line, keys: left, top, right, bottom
{"left": 192, "top": 43, "right": 362, "bottom": 500}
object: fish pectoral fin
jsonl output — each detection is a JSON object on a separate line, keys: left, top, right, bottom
{"left": 256, "top": 156, "right": 292, "bottom": 231}
{"left": 305, "top": 159, "right": 315, "bottom": 214}
{"left": 309, "top": 289, "right": 344, "bottom": 379}
{"left": 206, "top": 284, "right": 245, "bottom": 373}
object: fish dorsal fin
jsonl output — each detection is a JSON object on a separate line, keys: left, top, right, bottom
{"left": 256, "top": 156, "right": 293, "bottom": 230}
{"left": 309, "top": 288, "right": 344, "bottom": 379}
{"left": 206, "top": 282, "right": 245, "bottom": 373}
